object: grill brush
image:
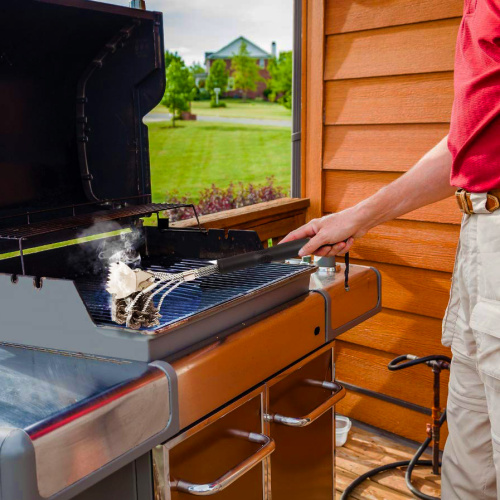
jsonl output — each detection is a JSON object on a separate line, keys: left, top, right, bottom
{"left": 106, "top": 238, "right": 310, "bottom": 330}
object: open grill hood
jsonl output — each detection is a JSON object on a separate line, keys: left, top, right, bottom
{"left": 0, "top": 0, "right": 165, "bottom": 225}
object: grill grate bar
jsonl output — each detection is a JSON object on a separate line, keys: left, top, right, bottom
{"left": 0, "top": 203, "right": 187, "bottom": 240}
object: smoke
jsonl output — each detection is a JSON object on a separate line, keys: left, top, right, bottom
{"left": 68, "top": 221, "right": 144, "bottom": 277}
{"left": 96, "top": 230, "right": 142, "bottom": 268}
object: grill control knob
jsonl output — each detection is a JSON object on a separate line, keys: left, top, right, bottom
{"left": 316, "top": 256, "right": 335, "bottom": 268}
{"left": 316, "top": 256, "right": 338, "bottom": 275}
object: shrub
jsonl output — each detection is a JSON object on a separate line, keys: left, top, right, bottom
{"left": 198, "top": 88, "right": 211, "bottom": 101}
{"left": 164, "top": 176, "right": 288, "bottom": 222}
{"left": 262, "top": 88, "right": 273, "bottom": 101}
{"left": 210, "top": 100, "right": 227, "bottom": 108}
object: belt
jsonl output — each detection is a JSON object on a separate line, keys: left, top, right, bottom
{"left": 455, "top": 188, "right": 500, "bottom": 215}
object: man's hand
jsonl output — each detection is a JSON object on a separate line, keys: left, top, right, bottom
{"left": 280, "top": 207, "right": 367, "bottom": 257}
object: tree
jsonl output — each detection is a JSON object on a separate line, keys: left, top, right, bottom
{"left": 230, "top": 41, "right": 263, "bottom": 100}
{"left": 161, "top": 60, "right": 196, "bottom": 127}
{"left": 164, "top": 50, "right": 182, "bottom": 71}
{"left": 268, "top": 51, "right": 293, "bottom": 109}
{"left": 189, "top": 62, "right": 205, "bottom": 76}
{"left": 206, "top": 59, "right": 229, "bottom": 104}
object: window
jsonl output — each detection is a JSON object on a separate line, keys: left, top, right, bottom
{"left": 142, "top": 0, "right": 299, "bottom": 219}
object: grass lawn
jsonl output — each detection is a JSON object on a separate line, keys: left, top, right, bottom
{"left": 150, "top": 99, "right": 292, "bottom": 121}
{"left": 149, "top": 120, "right": 291, "bottom": 203}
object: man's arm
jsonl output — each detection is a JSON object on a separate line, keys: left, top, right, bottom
{"left": 281, "top": 135, "right": 455, "bottom": 257}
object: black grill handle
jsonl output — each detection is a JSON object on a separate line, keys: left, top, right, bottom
{"left": 216, "top": 238, "right": 310, "bottom": 274}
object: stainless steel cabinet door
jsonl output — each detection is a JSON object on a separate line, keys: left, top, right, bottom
{"left": 265, "top": 348, "right": 345, "bottom": 500}
{"left": 155, "top": 390, "right": 272, "bottom": 500}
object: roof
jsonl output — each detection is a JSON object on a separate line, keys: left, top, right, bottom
{"left": 206, "top": 36, "right": 271, "bottom": 60}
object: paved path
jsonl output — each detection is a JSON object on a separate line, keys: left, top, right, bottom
{"left": 144, "top": 113, "right": 291, "bottom": 128}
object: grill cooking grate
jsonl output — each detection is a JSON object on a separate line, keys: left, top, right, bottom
{"left": 76, "top": 259, "right": 310, "bottom": 332}
{"left": 0, "top": 203, "right": 192, "bottom": 240}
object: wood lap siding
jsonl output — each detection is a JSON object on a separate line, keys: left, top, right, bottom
{"left": 302, "top": 0, "right": 464, "bottom": 443}
{"left": 323, "top": 124, "right": 451, "bottom": 172}
{"left": 324, "top": 171, "right": 461, "bottom": 224}
{"left": 325, "top": 73, "right": 455, "bottom": 125}
{"left": 325, "top": 19, "right": 460, "bottom": 80}
{"left": 325, "top": 0, "right": 463, "bottom": 34}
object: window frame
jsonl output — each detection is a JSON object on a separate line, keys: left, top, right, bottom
{"left": 291, "top": 0, "right": 302, "bottom": 198}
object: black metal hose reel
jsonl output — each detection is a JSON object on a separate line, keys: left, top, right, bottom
{"left": 341, "top": 353, "right": 451, "bottom": 500}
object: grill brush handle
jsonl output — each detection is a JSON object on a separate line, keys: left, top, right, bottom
{"left": 216, "top": 238, "right": 310, "bottom": 274}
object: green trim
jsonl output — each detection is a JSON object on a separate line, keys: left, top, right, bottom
{"left": 0, "top": 229, "right": 131, "bottom": 261}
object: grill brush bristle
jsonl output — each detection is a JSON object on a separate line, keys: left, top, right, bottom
{"left": 111, "top": 292, "right": 161, "bottom": 331}
{"left": 107, "top": 261, "right": 219, "bottom": 330}
{"left": 106, "top": 238, "right": 311, "bottom": 331}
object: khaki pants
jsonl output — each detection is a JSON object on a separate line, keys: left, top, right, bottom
{"left": 442, "top": 194, "right": 500, "bottom": 499}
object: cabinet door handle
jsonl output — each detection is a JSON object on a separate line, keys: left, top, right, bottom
{"left": 170, "top": 430, "right": 275, "bottom": 496}
{"left": 264, "top": 381, "right": 345, "bottom": 427}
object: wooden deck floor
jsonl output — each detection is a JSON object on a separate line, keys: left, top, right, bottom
{"left": 336, "top": 424, "right": 441, "bottom": 499}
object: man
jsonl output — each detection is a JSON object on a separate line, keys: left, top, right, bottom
{"left": 281, "top": 1, "right": 500, "bottom": 498}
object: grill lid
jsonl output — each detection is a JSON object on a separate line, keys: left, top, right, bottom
{"left": 0, "top": 0, "right": 165, "bottom": 225}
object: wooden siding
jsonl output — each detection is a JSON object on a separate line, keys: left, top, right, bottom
{"left": 325, "top": 19, "right": 459, "bottom": 80}
{"left": 324, "top": 171, "right": 461, "bottom": 224}
{"left": 323, "top": 124, "right": 451, "bottom": 172}
{"left": 326, "top": 0, "right": 463, "bottom": 34}
{"left": 302, "top": 0, "right": 463, "bottom": 443}
{"left": 325, "top": 73, "right": 455, "bottom": 125}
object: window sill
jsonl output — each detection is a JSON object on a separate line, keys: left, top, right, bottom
{"left": 171, "top": 197, "right": 310, "bottom": 242}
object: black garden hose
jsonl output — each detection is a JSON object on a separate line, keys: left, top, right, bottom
{"left": 341, "top": 354, "right": 450, "bottom": 500}
{"left": 340, "top": 411, "right": 446, "bottom": 500}
{"left": 388, "top": 354, "right": 452, "bottom": 371}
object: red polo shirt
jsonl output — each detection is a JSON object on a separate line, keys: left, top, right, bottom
{"left": 448, "top": 0, "right": 500, "bottom": 192}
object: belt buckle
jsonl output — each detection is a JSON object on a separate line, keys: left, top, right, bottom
{"left": 455, "top": 189, "right": 473, "bottom": 215}
{"left": 487, "top": 193, "right": 500, "bottom": 213}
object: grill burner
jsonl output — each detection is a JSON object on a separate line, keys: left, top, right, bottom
{"left": 77, "top": 259, "right": 310, "bottom": 333}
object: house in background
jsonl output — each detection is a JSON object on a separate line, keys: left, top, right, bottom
{"left": 203, "top": 36, "right": 276, "bottom": 99}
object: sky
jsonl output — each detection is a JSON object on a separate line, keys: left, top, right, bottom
{"left": 96, "top": 0, "right": 294, "bottom": 67}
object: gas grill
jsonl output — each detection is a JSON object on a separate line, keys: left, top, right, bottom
{"left": 0, "top": 1, "right": 381, "bottom": 499}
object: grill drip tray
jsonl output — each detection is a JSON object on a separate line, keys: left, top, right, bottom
{"left": 71, "top": 260, "right": 314, "bottom": 361}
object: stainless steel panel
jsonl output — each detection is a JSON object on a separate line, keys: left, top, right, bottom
{"left": 33, "top": 369, "right": 169, "bottom": 497}
{"left": 0, "top": 343, "right": 172, "bottom": 499}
